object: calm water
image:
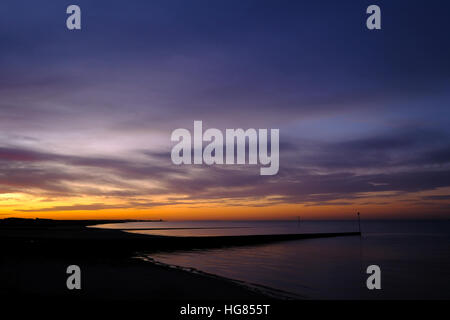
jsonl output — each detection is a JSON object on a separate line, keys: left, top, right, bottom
{"left": 94, "top": 220, "right": 450, "bottom": 299}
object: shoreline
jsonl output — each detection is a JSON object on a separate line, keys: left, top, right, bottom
{"left": 1, "top": 218, "right": 359, "bottom": 301}
{"left": 137, "top": 255, "right": 304, "bottom": 300}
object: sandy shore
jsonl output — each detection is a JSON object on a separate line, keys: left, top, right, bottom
{"left": 0, "top": 219, "right": 269, "bottom": 300}
{"left": 0, "top": 218, "right": 359, "bottom": 301}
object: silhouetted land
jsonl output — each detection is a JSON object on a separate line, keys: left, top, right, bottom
{"left": 0, "top": 218, "right": 359, "bottom": 301}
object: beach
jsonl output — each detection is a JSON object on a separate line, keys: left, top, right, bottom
{"left": 0, "top": 219, "right": 266, "bottom": 301}
{"left": 0, "top": 218, "right": 360, "bottom": 301}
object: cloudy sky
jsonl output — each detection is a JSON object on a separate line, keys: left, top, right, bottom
{"left": 1, "top": 0, "right": 449, "bottom": 219}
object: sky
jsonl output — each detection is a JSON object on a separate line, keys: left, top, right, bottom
{"left": 1, "top": 0, "right": 450, "bottom": 220}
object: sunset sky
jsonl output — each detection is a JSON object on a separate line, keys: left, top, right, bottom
{"left": 1, "top": 0, "right": 450, "bottom": 220}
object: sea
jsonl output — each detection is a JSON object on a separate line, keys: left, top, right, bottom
{"left": 93, "top": 220, "right": 450, "bottom": 299}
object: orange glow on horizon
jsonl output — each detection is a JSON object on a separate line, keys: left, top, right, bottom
{"left": 1, "top": 187, "right": 449, "bottom": 221}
